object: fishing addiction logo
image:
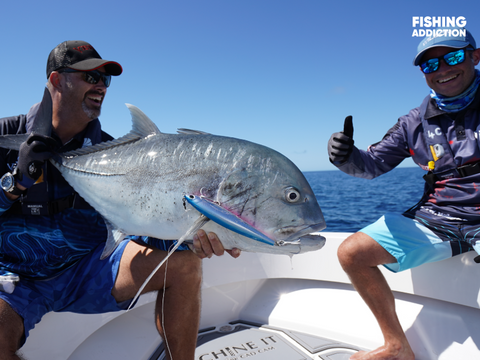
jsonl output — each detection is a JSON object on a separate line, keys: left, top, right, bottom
{"left": 412, "top": 16, "right": 467, "bottom": 37}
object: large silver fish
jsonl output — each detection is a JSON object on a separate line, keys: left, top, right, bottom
{"left": 1, "top": 89, "right": 326, "bottom": 259}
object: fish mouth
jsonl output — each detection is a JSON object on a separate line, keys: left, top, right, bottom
{"left": 270, "top": 221, "right": 327, "bottom": 252}
{"left": 274, "top": 233, "right": 326, "bottom": 253}
{"left": 274, "top": 221, "right": 326, "bottom": 242}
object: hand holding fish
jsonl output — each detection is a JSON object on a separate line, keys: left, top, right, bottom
{"left": 193, "top": 230, "right": 241, "bottom": 259}
{"left": 16, "top": 133, "right": 57, "bottom": 188}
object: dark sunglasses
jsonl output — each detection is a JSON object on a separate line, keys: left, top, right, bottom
{"left": 58, "top": 68, "right": 112, "bottom": 87}
{"left": 420, "top": 48, "right": 473, "bottom": 74}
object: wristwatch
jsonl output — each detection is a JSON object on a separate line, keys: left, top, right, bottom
{"left": 1, "top": 172, "right": 24, "bottom": 196}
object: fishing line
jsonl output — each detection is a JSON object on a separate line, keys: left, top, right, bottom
{"left": 162, "top": 245, "right": 172, "bottom": 360}
{"left": 128, "top": 214, "right": 210, "bottom": 310}
{"left": 128, "top": 215, "right": 210, "bottom": 359}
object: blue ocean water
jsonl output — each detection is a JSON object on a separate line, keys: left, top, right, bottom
{"left": 304, "top": 167, "right": 426, "bottom": 233}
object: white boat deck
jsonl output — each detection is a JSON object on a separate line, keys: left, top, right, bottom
{"left": 20, "top": 232, "right": 480, "bottom": 359}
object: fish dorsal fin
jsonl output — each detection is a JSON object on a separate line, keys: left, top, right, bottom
{"left": 62, "top": 104, "right": 160, "bottom": 158}
{"left": 177, "top": 128, "right": 210, "bottom": 135}
{"left": 126, "top": 104, "right": 161, "bottom": 137}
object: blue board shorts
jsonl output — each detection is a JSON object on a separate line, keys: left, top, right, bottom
{"left": 360, "top": 212, "right": 478, "bottom": 273}
{"left": 0, "top": 238, "right": 187, "bottom": 346}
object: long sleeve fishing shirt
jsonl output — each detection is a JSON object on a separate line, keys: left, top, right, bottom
{"left": 335, "top": 91, "right": 480, "bottom": 223}
{"left": 0, "top": 103, "right": 112, "bottom": 279}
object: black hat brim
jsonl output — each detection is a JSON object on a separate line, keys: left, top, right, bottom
{"left": 68, "top": 59, "right": 123, "bottom": 76}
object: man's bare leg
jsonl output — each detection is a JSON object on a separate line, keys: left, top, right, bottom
{"left": 0, "top": 299, "right": 25, "bottom": 360}
{"left": 113, "top": 241, "right": 202, "bottom": 360}
{"left": 337, "top": 232, "right": 415, "bottom": 360}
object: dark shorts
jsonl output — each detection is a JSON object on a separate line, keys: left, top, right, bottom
{"left": 360, "top": 212, "right": 478, "bottom": 273}
{"left": 0, "top": 238, "right": 187, "bottom": 345}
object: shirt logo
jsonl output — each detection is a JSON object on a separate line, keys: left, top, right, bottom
{"left": 428, "top": 127, "right": 442, "bottom": 138}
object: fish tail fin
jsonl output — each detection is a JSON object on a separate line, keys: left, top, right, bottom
{"left": 31, "top": 88, "right": 53, "bottom": 136}
{"left": 0, "top": 134, "right": 29, "bottom": 151}
{"left": 0, "top": 87, "right": 52, "bottom": 151}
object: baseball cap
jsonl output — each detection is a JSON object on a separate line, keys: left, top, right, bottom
{"left": 413, "top": 28, "right": 477, "bottom": 66}
{"left": 46, "top": 40, "right": 123, "bottom": 79}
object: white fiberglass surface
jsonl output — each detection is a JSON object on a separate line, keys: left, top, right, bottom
{"left": 19, "top": 232, "right": 480, "bottom": 360}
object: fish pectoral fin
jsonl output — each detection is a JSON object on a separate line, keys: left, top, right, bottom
{"left": 100, "top": 222, "right": 128, "bottom": 260}
{"left": 127, "top": 214, "right": 210, "bottom": 311}
{"left": 184, "top": 195, "right": 275, "bottom": 246}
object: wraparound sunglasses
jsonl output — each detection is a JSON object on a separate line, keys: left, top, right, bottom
{"left": 420, "top": 48, "right": 473, "bottom": 74}
{"left": 58, "top": 68, "right": 112, "bottom": 87}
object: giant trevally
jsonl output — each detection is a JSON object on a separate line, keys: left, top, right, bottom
{"left": 0, "top": 89, "right": 326, "bottom": 260}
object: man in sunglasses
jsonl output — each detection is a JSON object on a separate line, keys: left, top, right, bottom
{"left": 0, "top": 40, "right": 237, "bottom": 359}
{"left": 328, "top": 28, "right": 480, "bottom": 359}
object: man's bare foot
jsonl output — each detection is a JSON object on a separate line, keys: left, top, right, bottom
{"left": 350, "top": 344, "right": 415, "bottom": 360}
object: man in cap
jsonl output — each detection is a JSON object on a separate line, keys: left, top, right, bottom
{"left": 0, "top": 40, "right": 237, "bottom": 359}
{"left": 328, "top": 28, "right": 480, "bottom": 359}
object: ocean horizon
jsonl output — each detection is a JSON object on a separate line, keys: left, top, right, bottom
{"left": 304, "top": 167, "right": 426, "bottom": 233}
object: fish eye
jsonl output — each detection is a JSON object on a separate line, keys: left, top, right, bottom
{"left": 285, "top": 187, "right": 301, "bottom": 203}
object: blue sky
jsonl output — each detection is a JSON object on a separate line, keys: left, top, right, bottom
{"left": 1, "top": 0, "right": 479, "bottom": 171}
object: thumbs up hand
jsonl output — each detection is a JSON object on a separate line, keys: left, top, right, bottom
{"left": 327, "top": 116, "right": 355, "bottom": 165}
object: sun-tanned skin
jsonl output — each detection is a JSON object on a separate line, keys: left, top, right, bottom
{"left": 335, "top": 44, "right": 480, "bottom": 360}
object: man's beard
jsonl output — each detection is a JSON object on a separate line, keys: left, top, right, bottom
{"left": 82, "top": 100, "right": 101, "bottom": 119}
{"left": 65, "top": 75, "right": 102, "bottom": 119}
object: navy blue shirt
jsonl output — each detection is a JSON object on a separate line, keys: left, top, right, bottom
{"left": 0, "top": 103, "right": 112, "bottom": 279}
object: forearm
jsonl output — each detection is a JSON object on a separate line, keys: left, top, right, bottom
{"left": 335, "top": 146, "right": 400, "bottom": 180}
